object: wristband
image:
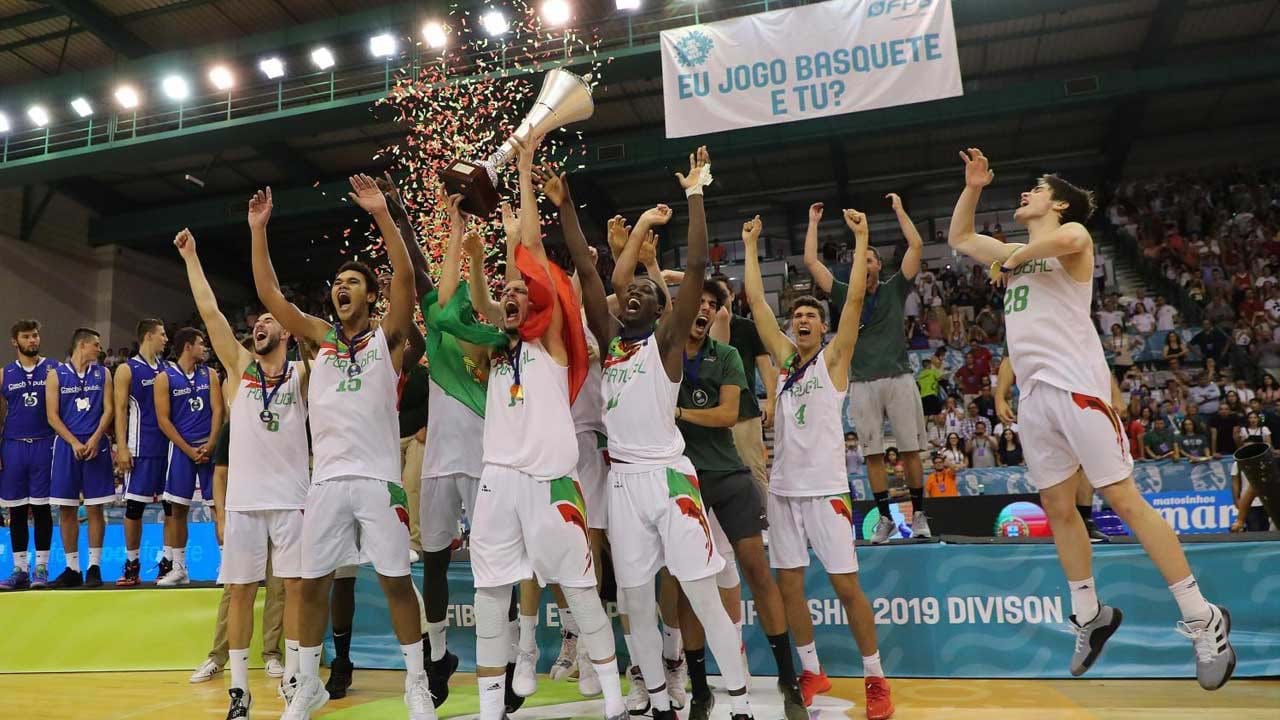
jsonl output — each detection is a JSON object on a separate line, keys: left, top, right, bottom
{"left": 684, "top": 164, "right": 713, "bottom": 197}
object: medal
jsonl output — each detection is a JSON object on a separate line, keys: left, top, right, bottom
{"left": 347, "top": 362, "right": 362, "bottom": 378}
{"left": 259, "top": 409, "right": 275, "bottom": 424}
{"left": 254, "top": 360, "right": 288, "bottom": 426}
{"left": 334, "top": 323, "right": 373, "bottom": 380}
{"left": 508, "top": 340, "right": 524, "bottom": 404}
{"left": 510, "top": 383, "right": 524, "bottom": 402}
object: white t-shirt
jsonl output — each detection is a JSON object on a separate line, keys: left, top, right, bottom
{"left": 1156, "top": 306, "right": 1178, "bottom": 331}
{"left": 1130, "top": 313, "right": 1155, "bottom": 334}
{"left": 1097, "top": 310, "right": 1125, "bottom": 335}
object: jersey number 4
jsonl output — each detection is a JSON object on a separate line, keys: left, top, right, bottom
{"left": 1003, "top": 285, "right": 1030, "bottom": 314}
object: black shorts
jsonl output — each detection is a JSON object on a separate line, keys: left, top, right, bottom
{"left": 699, "top": 468, "right": 765, "bottom": 543}
{"left": 921, "top": 394, "right": 943, "bottom": 416}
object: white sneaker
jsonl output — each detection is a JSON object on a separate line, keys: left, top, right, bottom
{"left": 626, "top": 666, "right": 650, "bottom": 714}
{"left": 265, "top": 657, "right": 285, "bottom": 678}
{"left": 664, "top": 656, "right": 688, "bottom": 710}
{"left": 910, "top": 511, "right": 932, "bottom": 538}
{"left": 156, "top": 565, "right": 189, "bottom": 587}
{"left": 513, "top": 645, "right": 539, "bottom": 697}
{"left": 576, "top": 643, "right": 601, "bottom": 697}
{"left": 281, "top": 675, "right": 329, "bottom": 720}
{"left": 189, "top": 658, "right": 223, "bottom": 683}
{"left": 549, "top": 631, "right": 578, "bottom": 681}
{"left": 405, "top": 671, "right": 439, "bottom": 720}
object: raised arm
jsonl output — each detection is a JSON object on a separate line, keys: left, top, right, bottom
{"left": 887, "top": 193, "right": 924, "bottom": 281}
{"left": 379, "top": 172, "right": 433, "bottom": 297}
{"left": 248, "top": 188, "right": 329, "bottom": 344}
{"left": 539, "top": 167, "right": 615, "bottom": 352}
{"left": 612, "top": 207, "right": 670, "bottom": 296}
{"left": 463, "top": 231, "right": 504, "bottom": 326}
{"left": 112, "top": 362, "right": 134, "bottom": 473}
{"left": 740, "top": 215, "right": 794, "bottom": 367}
{"left": 656, "top": 146, "right": 712, "bottom": 380}
{"left": 500, "top": 202, "right": 522, "bottom": 283}
{"left": 348, "top": 174, "right": 413, "bottom": 360}
{"left": 947, "top": 149, "right": 1021, "bottom": 266}
{"left": 827, "top": 209, "right": 871, "bottom": 379}
{"left": 637, "top": 230, "right": 673, "bottom": 316}
{"left": 803, "top": 202, "right": 835, "bottom": 294}
{"left": 436, "top": 193, "right": 467, "bottom": 307}
{"left": 175, "top": 228, "right": 252, "bottom": 380}
{"left": 513, "top": 136, "right": 566, "bottom": 364}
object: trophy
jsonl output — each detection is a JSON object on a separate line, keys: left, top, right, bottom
{"left": 441, "top": 68, "right": 595, "bottom": 216}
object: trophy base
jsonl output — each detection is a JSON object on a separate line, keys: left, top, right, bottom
{"left": 441, "top": 160, "right": 501, "bottom": 217}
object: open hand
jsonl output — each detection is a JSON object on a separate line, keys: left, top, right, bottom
{"left": 960, "top": 148, "right": 994, "bottom": 188}
{"left": 348, "top": 174, "right": 389, "bottom": 214}
{"left": 462, "top": 230, "right": 485, "bottom": 258}
{"left": 675, "top": 146, "right": 711, "bottom": 190}
{"left": 607, "top": 215, "right": 630, "bottom": 257}
{"left": 247, "top": 187, "right": 273, "bottom": 229}
{"left": 378, "top": 172, "right": 406, "bottom": 211}
{"left": 640, "top": 204, "right": 674, "bottom": 227}
{"left": 500, "top": 201, "right": 521, "bottom": 244}
{"left": 638, "top": 230, "right": 658, "bottom": 265}
{"left": 536, "top": 166, "right": 567, "bottom": 207}
{"left": 174, "top": 228, "right": 197, "bottom": 258}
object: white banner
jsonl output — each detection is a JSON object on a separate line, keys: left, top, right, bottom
{"left": 660, "top": 0, "right": 963, "bottom": 138}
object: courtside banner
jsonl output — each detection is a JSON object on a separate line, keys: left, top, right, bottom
{"left": 659, "top": 0, "right": 963, "bottom": 138}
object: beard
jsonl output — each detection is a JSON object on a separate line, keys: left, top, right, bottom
{"left": 19, "top": 345, "right": 39, "bottom": 358}
{"left": 255, "top": 336, "right": 281, "bottom": 356}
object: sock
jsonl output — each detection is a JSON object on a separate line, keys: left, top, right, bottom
{"left": 402, "top": 640, "right": 426, "bottom": 676}
{"left": 661, "top": 623, "right": 682, "bottom": 662}
{"left": 729, "top": 686, "right": 752, "bottom": 716}
{"left": 126, "top": 549, "right": 139, "bottom": 562}
{"left": 300, "top": 644, "right": 323, "bottom": 679}
{"left": 622, "top": 633, "right": 636, "bottom": 667}
{"left": 862, "top": 651, "right": 884, "bottom": 678}
{"left": 426, "top": 620, "right": 447, "bottom": 662}
{"left": 1077, "top": 504, "right": 1093, "bottom": 521}
{"left": 479, "top": 674, "right": 507, "bottom": 720}
{"left": 1069, "top": 577, "right": 1100, "bottom": 624}
{"left": 687, "top": 647, "right": 710, "bottom": 698}
{"left": 909, "top": 486, "right": 924, "bottom": 513}
{"left": 88, "top": 547, "right": 102, "bottom": 568}
{"left": 508, "top": 619, "right": 520, "bottom": 663}
{"left": 65, "top": 551, "right": 80, "bottom": 573}
{"left": 648, "top": 684, "right": 672, "bottom": 712}
{"left": 174, "top": 547, "right": 186, "bottom": 568}
{"left": 229, "top": 648, "right": 250, "bottom": 691}
{"left": 594, "top": 659, "right": 625, "bottom": 716}
{"left": 767, "top": 632, "right": 798, "bottom": 685}
{"left": 13, "top": 551, "right": 29, "bottom": 573}
{"left": 1169, "top": 575, "right": 1212, "bottom": 623}
{"left": 333, "top": 628, "right": 352, "bottom": 661}
{"left": 518, "top": 613, "right": 538, "bottom": 653}
{"left": 285, "top": 639, "right": 300, "bottom": 682}
{"left": 873, "top": 491, "right": 892, "bottom": 519}
{"left": 36, "top": 550, "right": 50, "bottom": 566}
{"left": 797, "top": 641, "right": 821, "bottom": 674}
{"left": 163, "top": 545, "right": 173, "bottom": 561}
{"left": 560, "top": 607, "right": 580, "bottom": 636}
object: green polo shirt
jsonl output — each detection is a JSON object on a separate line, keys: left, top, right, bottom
{"left": 1144, "top": 428, "right": 1176, "bottom": 458}
{"left": 830, "top": 272, "right": 911, "bottom": 381}
{"left": 727, "top": 315, "right": 766, "bottom": 420}
{"left": 676, "top": 339, "right": 749, "bottom": 478}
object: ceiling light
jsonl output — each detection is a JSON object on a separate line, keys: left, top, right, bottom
{"left": 27, "top": 105, "right": 49, "bottom": 127}
{"left": 70, "top": 97, "right": 93, "bottom": 117}
{"left": 541, "top": 0, "right": 572, "bottom": 26}
{"left": 208, "top": 65, "right": 234, "bottom": 90}
{"left": 114, "top": 85, "right": 140, "bottom": 109}
{"left": 369, "top": 33, "right": 397, "bottom": 57}
{"left": 422, "top": 21, "right": 448, "bottom": 49}
{"left": 481, "top": 10, "right": 509, "bottom": 36}
{"left": 311, "top": 46, "right": 335, "bottom": 70}
{"left": 0, "top": 113, "right": 9, "bottom": 133}
{"left": 616, "top": 0, "right": 641, "bottom": 9}
{"left": 162, "top": 75, "right": 189, "bottom": 101}
{"left": 259, "top": 56, "right": 285, "bottom": 79}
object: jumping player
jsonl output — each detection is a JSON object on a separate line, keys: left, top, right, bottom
{"left": 250, "top": 177, "right": 436, "bottom": 720}
{"left": 114, "top": 319, "right": 171, "bottom": 586}
{"left": 175, "top": 227, "right": 310, "bottom": 719}
{"left": 46, "top": 328, "right": 114, "bottom": 589}
{"left": 742, "top": 213, "right": 895, "bottom": 719}
{"left": 947, "top": 147, "right": 1234, "bottom": 690}
{"left": 155, "top": 327, "right": 223, "bottom": 587}
{"left": 0, "top": 320, "right": 57, "bottom": 590}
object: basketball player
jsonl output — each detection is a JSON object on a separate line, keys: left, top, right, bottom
{"left": 250, "top": 177, "right": 436, "bottom": 720}
{"left": 45, "top": 328, "right": 113, "bottom": 589}
{"left": 174, "top": 228, "right": 309, "bottom": 718}
{"left": 742, "top": 213, "right": 895, "bottom": 719}
{"left": 114, "top": 319, "right": 172, "bottom": 586}
{"left": 947, "top": 148, "right": 1234, "bottom": 689}
{"left": 0, "top": 320, "right": 57, "bottom": 591}
{"left": 155, "top": 327, "right": 223, "bottom": 587}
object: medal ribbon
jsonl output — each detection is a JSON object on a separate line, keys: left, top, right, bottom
{"left": 255, "top": 361, "right": 288, "bottom": 421}
{"left": 780, "top": 342, "right": 827, "bottom": 395}
{"left": 334, "top": 324, "right": 374, "bottom": 373}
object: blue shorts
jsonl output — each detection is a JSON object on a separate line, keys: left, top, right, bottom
{"left": 0, "top": 437, "right": 54, "bottom": 507}
{"left": 124, "top": 456, "right": 167, "bottom": 503}
{"left": 162, "top": 443, "right": 214, "bottom": 506}
{"left": 49, "top": 436, "right": 114, "bottom": 506}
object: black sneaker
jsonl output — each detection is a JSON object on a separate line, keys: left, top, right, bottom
{"left": 688, "top": 691, "right": 715, "bottom": 720}
{"left": 504, "top": 661, "right": 526, "bottom": 713}
{"left": 116, "top": 559, "right": 141, "bottom": 587}
{"left": 225, "top": 687, "right": 251, "bottom": 719}
{"left": 83, "top": 565, "right": 103, "bottom": 588}
{"left": 779, "top": 681, "right": 807, "bottom": 720}
{"left": 1084, "top": 518, "right": 1109, "bottom": 543}
{"left": 730, "top": 714, "right": 754, "bottom": 720}
{"left": 49, "top": 568, "right": 82, "bottom": 589}
{"left": 158, "top": 557, "right": 173, "bottom": 578}
{"left": 653, "top": 709, "right": 677, "bottom": 720}
{"left": 428, "top": 650, "right": 459, "bottom": 707}
{"left": 325, "top": 656, "right": 353, "bottom": 699}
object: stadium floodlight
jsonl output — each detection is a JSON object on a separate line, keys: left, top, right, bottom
{"left": 541, "top": 0, "right": 571, "bottom": 26}
{"left": 259, "top": 56, "right": 285, "bottom": 79}
{"left": 422, "top": 21, "right": 448, "bottom": 49}
{"left": 162, "top": 75, "right": 190, "bottom": 101}
{"left": 481, "top": 10, "right": 509, "bottom": 36}
{"left": 616, "top": 0, "right": 641, "bottom": 9}
{"left": 27, "top": 105, "right": 50, "bottom": 127}
{"left": 114, "top": 85, "right": 140, "bottom": 109}
{"left": 0, "top": 113, "right": 9, "bottom": 133}
{"left": 311, "top": 47, "right": 336, "bottom": 70}
{"left": 208, "top": 65, "right": 235, "bottom": 90}
{"left": 370, "top": 33, "right": 397, "bottom": 58}
{"left": 71, "top": 97, "right": 93, "bottom": 118}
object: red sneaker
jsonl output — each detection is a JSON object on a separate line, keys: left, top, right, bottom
{"left": 864, "top": 676, "right": 895, "bottom": 720}
{"left": 798, "top": 669, "right": 831, "bottom": 706}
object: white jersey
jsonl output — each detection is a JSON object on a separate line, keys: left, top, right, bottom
{"left": 1005, "top": 256, "right": 1112, "bottom": 401}
{"left": 227, "top": 361, "right": 309, "bottom": 511}
{"left": 309, "top": 326, "right": 401, "bottom": 484}
{"left": 421, "top": 377, "right": 485, "bottom": 479}
{"left": 771, "top": 348, "right": 848, "bottom": 497}
{"left": 483, "top": 340, "right": 578, "bottom": 480}
{"left": 601, "top": 336, "right": 684, "bottom": 465}
{"left": 572, "top": 362, "right": 606, "bottom": 436}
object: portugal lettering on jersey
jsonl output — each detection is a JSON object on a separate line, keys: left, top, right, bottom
{"left": 2, "top": 358, "right": 55, "bottom": 440}
{"left": 602, "top": 338, "right": 649, "bottom": 411}
{"left": 166, "top": 364, "right": 213, "bottom": 443}
{"left": 55, "top": 363, "right": 107, "bottom": 437}
{"left": 127, "top": 356, "right": 168, "bottom": 456}
{"left": 771, "top": 348, "right": 847, "bottom": 497}
{"left": 318, "top": 328, "right": 381, "bottom": 391}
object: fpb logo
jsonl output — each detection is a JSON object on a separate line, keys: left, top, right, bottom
{"left": 868, "top": 0, "right": 934, "bottom": 18}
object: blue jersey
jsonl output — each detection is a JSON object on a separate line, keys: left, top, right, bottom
{"left": 55, "top": 362, "right": 107, "bottom": 438}
{"left": 126, "top": 355, "right": 168, "bottom": 457}
{"left": 166, "top": 364, "right": 213, "bottom": 443}
{"left": 1, "top": 358, "right": 56, "bottom": 440}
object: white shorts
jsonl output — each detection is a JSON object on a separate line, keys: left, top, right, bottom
{"left": 470, "top": 464, "right": 596, "bottom": 589}
{"left": 607, "top": 457, "right": 725, "bottom": 589}
{"left": 849, "top": 374, "right": 928, "bottom": 455}
{"left": 1017, "top": 382, "right": 1133, "bottom": 491}
{"left": 299, "top": 477, "right": 412, "bottom": 579}
{"left": 577, "top": 431, "right": 609, "bottom": 531}
{"left": 334, "top": 564, "right": 359, "bottom": 580}
{"left": 767, "top": 492, "right": 859, "bottom": 575}
{"left": 708, "top": 509, "right": 739, "bottom": 590}
{"left": 218, "top": 509, "right": 304, "bottom": 584}
{"left": 420, "top": 472, "right": 479, "bottom": 552}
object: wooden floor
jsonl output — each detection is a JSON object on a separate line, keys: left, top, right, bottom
{"left": 0, "top": 670, "right": 1275, "bottom": 719}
